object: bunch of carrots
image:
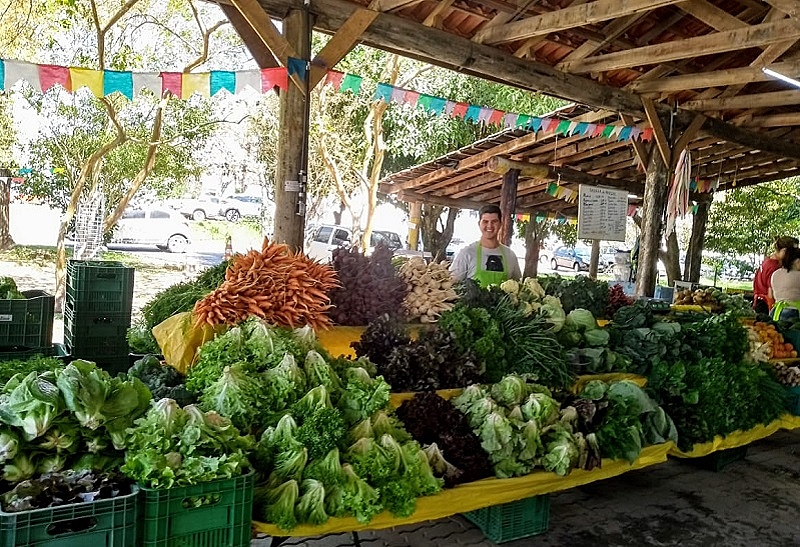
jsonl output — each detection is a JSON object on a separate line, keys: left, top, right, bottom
{"left": 753, "top": 321, "right": 798, "bottom": 360}
{"left": 193, "top": 238, "right": 339, "bottom": 330}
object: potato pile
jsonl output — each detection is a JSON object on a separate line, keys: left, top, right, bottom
{"left": 752, "top": 321, "right": 797, "bottom": 360}
{"left": 398, "top": 257, "right": 458, "bottom": 323}
{"left": 674, "top": 287, "right": 721, "bottom": 306}
{"left": 772, "top": 361, "right": 800, "bottom": 387}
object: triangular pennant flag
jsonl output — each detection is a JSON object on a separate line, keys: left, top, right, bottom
{"left": 339, "top": 74, "right": 362, "bottom": 94}
{"left": 287, "top": 57, "right": 307, "bottom": 80}
{"left": 478, "top": 106, "right": 493, "bottom": 124}
{"left": 516, "top": 114, "right": 531, "bottom": 128}
{"left": 601, "top": 125, "right": 616, "bottom": 138}
{"left": 452, "top": 102, "right": 468, "bottom": 118}
{"left": 630, "top": 127, "right": 641, "bottom": 141}
{"left": 555, "top": 119, "right": 570, "bottom": 135}
{"left": 374, "top": 82, "right": 393, "bottom": 103}
{"left": 132, "top": 72, "right": 162, "bottom": 96}
{"left": 39, "top": 64, "right": 70, "bottom": 92}
{"left": 503, "top": 112, "right": 518, "bottom": 129}
{"left": 390, "top": 86, "right": 404, "bottom": 103}
{"left": 210, "top": 71, "right": 235, "bottom": 96}
{"left": 182, "top": 72, "right": 210, "bottom": 99}
{"left": 4, "top": 61, "right": 40, "bottom": 91}
{"left": 465, "top": 105, "right": 481, "bottom": 122}
{"left": 416, "top": 94, "right": 433, "bottom": 111}
{"left": 160, "top": 72, "right": 182, "bottom": 97}
{"left": 609, "top": 125, "right": 623, "bottom": 139}
{"left": 567, "top": 121, "right": 579, "bottom": 135}
{"left": 575, "top": 122, "right": 588, "bottom": 135}
{"left": 489, "top": 109, "right": 505, "bottom": 126}
{"left": 641, "top": 128, "right": 654, "bottom": 141}
{"left": 403, "top": 90, "right": 420, "bottom": 107}
{"left": 583, "top": 123, "right": 595, "bottom": 136}
{"left": 104, "top": 70, "right": 133, "bottom": 99}
{"left": 529, "top": 117, "right": 542, "bottom": 132}
{"left": 234, "top": 70, "right": 260, "bottom": 94}
{"left": 592, "top": 124, "right": 606, "bottom": 138}
{"left": 428, "top": 96, "right": 446, "bottom": 114}
{"left": 261, "top": 67, "right": 288, "bottom": 92}
{"left": 324, "top": 71, "right": 344, "bottom": 90}
{"left": 0, "top": 60, "right": 4, "bottom": 91}
{"left": 69, "top": 68, "right": 103, "bottom": 97}
{"left": 444, "top": 100, "right": 456, "bottom": 116}
{"left": 547, "top": 182, "right": 558, "bottom": 197}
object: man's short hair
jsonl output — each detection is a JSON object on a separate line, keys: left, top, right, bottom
{"left": 479, "top": 204, "right": 502, "bottom": 220}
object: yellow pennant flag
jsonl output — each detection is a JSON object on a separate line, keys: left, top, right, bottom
{"left": 182, "top": 73, "right": 210, "bottom": 99}
{"left": 69, "top": 68, "right": 103, "bottom": 98}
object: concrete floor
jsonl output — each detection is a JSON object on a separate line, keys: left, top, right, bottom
{"left": 254, "top": 429, "right": 800, "bottom": 547}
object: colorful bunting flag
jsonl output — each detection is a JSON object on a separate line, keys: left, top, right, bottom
{"left": 261, "top": 67, "right": 288, "bottom": 92}
{"left": 325, "top": 70, "right": 345, "bottom": 90}
{"left": 104, "top": 70, "right": 133, "bottom": 99}
{"left": 210, "top": 71, "right": 235, "bottom": 96}
{"left": 287, "top": 57, "right": 307, "bottom": 81}
{"left": 339, "top": 74, "right": 362, "bottom": 94}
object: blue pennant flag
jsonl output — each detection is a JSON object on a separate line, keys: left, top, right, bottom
{"left": 287, "top": 57, "right": 307, "bottom": 80}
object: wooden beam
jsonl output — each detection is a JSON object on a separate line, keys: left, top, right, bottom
{"left": 423, "top": 0, "right": 454, "bottom": 27}
{"left": 372, "top": 0, "right": 424, "bottom": 11}
{"left": 679, "top": 0, "right": 748, "bottom": 30}
{"left": 397, "top": 189, "right": 492, "bottom": 210}
{"left": 229, "top": 0, "right": 306, "bottom": 92}
{"left": 763, "top": 0, "right": 800, "bottom": 18}
{"left": 219, "top": 3, "right": 280, "bottom": 68}
{"left": 741, "top": 112, "right": 800, "bottom": 127}
{"left": 242, "top": 0, "right": 800, "bottom": 161}
{"left": 627, "top": 59, "right": 800, "bottom": 93}
{"left": 620, "top": 113, "right": 651, "bottom": 171}
{"left": 682, "top": 90, "right": 800, "bottom": 111}
{"left": 642, "top": 97, "right": 671, "bottom": 168}
{"left": 559, "top": 19, "right": 800, "bottom": 74}
{"left": 499, "top": 169, "right": 519, "bottom": 245}
{"left": 672, "top": 114, "right": 706, "bottom": 161}
{"left": 473, "top": 0, "right": 683, "bottom": 46}
{"left": 556, "top": 13, "right": 646, "bottom": 66}
{"left": 309, "top": 8, "right": 378, "bottom": 88}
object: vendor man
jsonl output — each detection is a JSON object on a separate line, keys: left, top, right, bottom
{"left": 449, "top": 204, "right": 522, "bottom": 287}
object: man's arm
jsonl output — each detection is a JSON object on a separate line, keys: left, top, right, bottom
{"left": 449, "top": 245, "right": 472, "bottom": 281}
{"left": 506, "top": 247, "right": 522, "bottom": 280}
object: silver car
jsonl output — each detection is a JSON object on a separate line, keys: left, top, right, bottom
{"left": 111, "top": 207, "right": 192, "bottom": 253}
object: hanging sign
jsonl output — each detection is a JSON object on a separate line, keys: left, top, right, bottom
{"left": 577, "top": 185, "right": 628, "bottom": 242}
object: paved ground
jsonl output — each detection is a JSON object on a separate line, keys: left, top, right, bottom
{"left": 253, "top": 429, "right": 800, "bottom": 547}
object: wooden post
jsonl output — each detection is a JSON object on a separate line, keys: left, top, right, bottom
{"left": 407, "top": 201, "right": 421, "bottom": 250}
{"left": 0, "top": 169, "right": 14, "bottom": 251}
{"left": 272, "top": 9, "right": 310, "bottom": 251}
{"left": 684, "top": 200, "right": 710, "bottom": 282}
{"left": 635, "top": 148, "right": 670, "bottom": 297}
{"left": 589, "top": 239, "right": 600, "bottom": 279}
{"left": 499, "top": 168, "right": 519, "bottom": 246}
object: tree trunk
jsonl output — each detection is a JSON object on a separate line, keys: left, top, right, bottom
{"left": 420, "top": 204, "right": 458, "bottom": 261}
{"left": 498, "top": 169, "right": 518, "bottom": 245}
{"left": 684, "top": 200, "right": 709, "bottom": 282}
{"left": 635, "top": 145, "right": 670, "bottom": 297}
{"left": 523, "top": 220, "right": 545, "bottom": 278}
{"left": 273, "top": 9, "right": 311, "bottom": 251}
{"left": 0, "top": 175, "right": 14, "bottom": 250}
{"left": 660, "top": 230, "right": 681, "bottom": 286}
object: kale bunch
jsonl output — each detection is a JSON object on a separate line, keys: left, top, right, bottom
{"left": 128, "top": 355, "right": 195, "bottom": 406}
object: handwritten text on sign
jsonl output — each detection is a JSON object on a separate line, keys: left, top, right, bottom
{"left": 577, "top": 185, "right": 628, "bottom": 241}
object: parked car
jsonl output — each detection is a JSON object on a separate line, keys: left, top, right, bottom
{"left": 218, "top": 195, "right": 264, "bottom": 222}
{"left": 550, "top": 246, "right": 591, "bottom": 272}
{"left": 177, "top": 195, "right": 221, "bottom": 221}
{"left": 110, "top": 207, "right": 192, "bottom": 253}
{"left": 305, "top": 224, "right": 403, "bottom": 262}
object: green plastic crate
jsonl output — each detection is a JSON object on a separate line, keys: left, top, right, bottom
{"left": 0, "top": 487, "right": 139, "bottom": 547}
{"left": 463, "top": 495, "right": 550, "bottom": 544}
{"left": 140, "top": 471, "right": 254, "bottom": 547}
{"left": 0, "top": 343, "right": 68, "bottom": 362}
{"left": 786, "top": 385, "right": 800, "bottom": 416}
{"left": 66, "top": 260, "right": 134, "bottom": 315}
{"left": 63, "top": 308, "right": 130, "bottom": 358}
{"left": 0, "top": 290, "right": 55, "bottom": 350}
{"left": 695, "top": 446, "right": 748, "bottom": 472}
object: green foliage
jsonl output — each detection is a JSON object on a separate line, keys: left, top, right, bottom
{"left": 706, "top": 178, "right": 800, "bottom": 260}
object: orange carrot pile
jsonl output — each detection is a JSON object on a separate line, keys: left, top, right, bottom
{"left": 193, "top": 238, "right": 339, "bottom": 330}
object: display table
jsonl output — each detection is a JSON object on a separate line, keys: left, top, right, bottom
{"left": 252, "top": 443, "right": 672, "bottom": 537}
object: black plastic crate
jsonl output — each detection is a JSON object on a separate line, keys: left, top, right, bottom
{"left": 66, "top": 260, "right": 134, "bottom": 315}
{"left": 694, "top": 446, "right": 748, "bottom": 472}
{"left": 63, "top": 308, "right": 130, "bottom": 358}
{"left": 0, "top": 290, "right": 55, "bottom": 350}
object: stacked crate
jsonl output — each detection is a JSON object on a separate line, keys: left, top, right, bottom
{"left": 0, "top": 290, "right": 56, "bottom": 360}
{"left": 64, "top": 260, "right": 135, "bottom": 374}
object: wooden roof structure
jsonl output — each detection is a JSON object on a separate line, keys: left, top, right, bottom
{"left": 219, "top": 0, "right": 800, "bottom": 217}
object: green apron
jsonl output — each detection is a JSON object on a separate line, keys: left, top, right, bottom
{"left": 474, "top": 244, "right": 510, "bottom": 288}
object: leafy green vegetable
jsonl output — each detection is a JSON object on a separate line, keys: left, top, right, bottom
{"left": 199, "top": 363, "right": 265, "bottom": 434}
{"left": 0, "top": 371, "right": 62, "bottom": 441}
{"left": 257, "top": 479, "right": 299, "bottom": 531}
{"left": 538, "top": 275, "right": 609, "bottom": 318}
{"left": 128, "top": 355, "right": 194, "bottom": 406}
{"left": 0, "top": 355, "right": 62, "bottom": 389}
{"left": 296, "top": 479, "right": 329, "bottom": 525}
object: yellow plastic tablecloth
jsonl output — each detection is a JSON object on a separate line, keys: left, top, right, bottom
{"left": 252, "top": 443, "right": 673, "bottom": 537}
{"left": 317, "top": 325, "right": 431, "bottom": 359}
{"left": 668, "top": 414, "right": 800, "bottom": 458}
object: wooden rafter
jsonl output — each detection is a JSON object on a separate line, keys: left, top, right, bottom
{"left": 763, "top": 0, "right": 800, "bottom": 18}
{"left": 642, "top": 97, "right": 671, "bottom": 168}
{"left": 423, "top": 0, "right": 454, "bottom": 27}
{"left": 219, "top": 3, "right": 280, "bottom": 68}
{"left": 309, "top": 8, "right": 378, "bottom": 88}
{"left": 679, "top": 0, "right": 748, "bottom": 31}
{"left": 672, "top": 114, "right": 707, "bottom": 164}
{"left": 473, "top": 0, "right": 682, "bottom": 46}
{"left": 559, "top": 19, "right": 800, "bottom": 74}
{"left": 556, "top": 12, "right": 646, "bottom": 67}
{"left": 627, "top": 59, "right": 800, "bottom": 93}
{"left": 682, "top": 90, "right": 800, "bottom": 111}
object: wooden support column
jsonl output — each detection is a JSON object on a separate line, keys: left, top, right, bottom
{"left": 684, "top": 200, "right": 710, "bottom": 282}
{"left": 589, "top": 239, "right": 600, "bottom": 279}
{"left": 499, "top": 168, "right": 519, "bottom": 246}
{"left": 407, "top": 201, "right": 421, "bottom": 251}
{"left": 273, "top": 9, "right": 311, "bottom": 250}
{"left": 635, "top": 147, "right": 670, "bottom": 297}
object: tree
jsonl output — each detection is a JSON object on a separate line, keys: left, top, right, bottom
{"left": 0, "top": 96, "right": 15, "bottom": 250}
{"left": 419, "top": 204, "right": 458, "bottom": 261}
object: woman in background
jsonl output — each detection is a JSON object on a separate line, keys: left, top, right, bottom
{"left": 769, "top": 246, "right": 800, "bottom": 321}
{"left": 753, "top": 236, "right": 798, "bottom": 314}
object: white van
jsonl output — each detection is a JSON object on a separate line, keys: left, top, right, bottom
{"left": 305, "top": 224, "right": 403, "bottom": 262}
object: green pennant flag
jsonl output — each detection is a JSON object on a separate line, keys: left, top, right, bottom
{"left": 339, "top": 74, "right": 363, "bottom": 94}
{"left": 556, "top": 120, "right": 571, "bottom": 135}
{"left": 601, "top": 125, "right": 615, "bottom": 138}
{"left": 516, "top": 114, "right": 531, "bottom": 128}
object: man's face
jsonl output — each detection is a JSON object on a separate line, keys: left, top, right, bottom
{"left": 479, "top": 213, "right": 501, "bottom": 240}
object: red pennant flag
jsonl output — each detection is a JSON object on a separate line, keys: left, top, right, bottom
{"left": 451, "top": 102, "right": 469, "bottom": 118}
{"left": 489, "top": 109, "right": 505, "bottom": 126}
{"left": 403, "top": 90, "right": 420, "bottom": 107}
{"left": 325, "top": 71, "right": 344, "bottom": 90}
{"left": 592, "top": 124, "right": 606, "bottom": 138}
{"left": 160, "top": 72, "right": 182, "bottom": 97}
{"left": 641, "top": 128, "right": 654, "bottom": 142}
{"left": 39, "top": 65, "right": 71, "bottom": 92}
{"left": 261, "top": 67, "right": 288, "bottom": 92}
